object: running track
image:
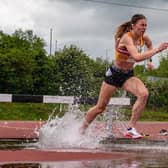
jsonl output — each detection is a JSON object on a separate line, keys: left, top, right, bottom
{"left": 0, "top": 121, "right": 167, "bottom": 162}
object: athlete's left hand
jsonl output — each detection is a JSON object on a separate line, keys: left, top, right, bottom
{"left": 147, "top": 61, "right": 154, "bottom": 70}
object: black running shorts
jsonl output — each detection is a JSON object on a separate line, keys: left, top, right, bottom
{"left": 104, "top": 66, "right": 134, "bottom": 87}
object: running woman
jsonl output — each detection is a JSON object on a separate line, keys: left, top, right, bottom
{"left": 80, "top": 14, "right": 168, "bottom": 139}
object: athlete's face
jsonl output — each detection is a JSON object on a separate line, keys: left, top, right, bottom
{"left": 132, "top": 19, "right": 147, "bottom": 36}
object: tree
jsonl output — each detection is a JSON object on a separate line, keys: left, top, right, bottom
{"left": 0, "top": 30, "right": 109, "bottom": 97}
{"left": 156, "top": 52, "right": 168, "bottom": 77}
{"left": 52, "top": 45, "right": 107, "bottom": 97}
{"left": 0, "top": 29, "right": 54, "bottom": 94}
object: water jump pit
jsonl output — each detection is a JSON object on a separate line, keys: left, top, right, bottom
{"left": 0, "top": 120, "right": 168, "bottom": 168}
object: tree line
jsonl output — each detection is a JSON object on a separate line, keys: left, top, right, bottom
{"left": 0, "top": 29, "right": 107, "bottom": 97}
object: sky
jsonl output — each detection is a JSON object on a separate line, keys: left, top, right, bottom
{"left": 0, "top": 0, "right": 168, "bottom": 67}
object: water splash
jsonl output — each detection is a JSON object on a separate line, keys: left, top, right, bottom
{"left": 38, "top": 104, "right": 106, "bottom": 150}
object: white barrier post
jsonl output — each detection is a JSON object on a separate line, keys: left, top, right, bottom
{"left": 106, "top": 97, "right": 130, "bottom": 136}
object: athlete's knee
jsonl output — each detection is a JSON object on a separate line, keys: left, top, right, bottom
{"left": 143, "top": 89, "right": 149, "bottom": 98}
{"left": 137, "top": 89, "right": 149, "bottom": 101}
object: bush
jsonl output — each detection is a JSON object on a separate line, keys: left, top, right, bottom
{"left": 145, "top": 80, "right": 168, "bottom": 111}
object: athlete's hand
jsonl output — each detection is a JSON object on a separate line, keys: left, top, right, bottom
{"left": 156, "top": 42, "right": 168, "bottom": 53}
{"left": 147, "top": 62, "right": 154, "bottom": 71}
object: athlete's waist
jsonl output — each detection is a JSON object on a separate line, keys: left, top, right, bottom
{"left": 112, "top": 64, "right": 133, "bottom": 73}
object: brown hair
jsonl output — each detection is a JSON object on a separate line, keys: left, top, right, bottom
{"left": 115, "top": 14, "right": 146, "bottom": 42}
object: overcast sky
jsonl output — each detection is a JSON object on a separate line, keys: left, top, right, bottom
{"left": 0, "top": 0, "right": 168, "bottom": 67}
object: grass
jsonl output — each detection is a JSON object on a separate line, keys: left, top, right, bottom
{"left": 140, "top": 108, "right": 168, "bottom": 121}
{"left": 0, "top": 103, "right": 68, "bottom": 121}
{"left": 0, "top": 103, "right": 168, "bottom": 121}
{"left": 121, "top": 107, "right": 168, "bottom": 121}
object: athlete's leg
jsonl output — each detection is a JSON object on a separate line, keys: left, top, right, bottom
{"left": 80, "top": 81, "right": 117, "bottom": 133}
{"left": 122, "top": 77, "right": 149, "bottom": 128}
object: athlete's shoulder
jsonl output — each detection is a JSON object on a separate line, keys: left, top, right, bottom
{"left": 143, "top": 34, "right": 152, "bottom": 42}
{"left": 143, "top": 34, "right": 152, "bottom": 47}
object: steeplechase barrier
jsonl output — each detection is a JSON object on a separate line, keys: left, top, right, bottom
{"left": 0, "top": 93, "right": 130, "bottom": 105}
{"left": 0, "top": 93, "right": 130, "bottom": 136}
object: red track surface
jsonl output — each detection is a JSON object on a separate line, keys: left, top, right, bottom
{"left": 0, "top": 121, "right": 167, "bottom": 139}
{"left": 0, "top": 121, "right": 42, "bottom": 139}
{"left": 0, "top": 121, "right": 168, "bottom": 140}
{"left": 0, "top": 121, "right": 167, "bottom": 162}
{"left": 0, "top": 149, "right": 134, "bottom": 162}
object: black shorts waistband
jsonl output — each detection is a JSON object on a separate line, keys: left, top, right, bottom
{"left": 111, "top": 65, "right": 133, "bottom": 74}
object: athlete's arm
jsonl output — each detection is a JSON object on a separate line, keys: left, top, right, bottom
{"left": 143, "top": 35, "right": 153, "bottom": 50}
{"left": 123, "top": 34, "right": 168, "bottom": 62}
{"left": 143, "top": 35, "right": 154, "bottom": 70}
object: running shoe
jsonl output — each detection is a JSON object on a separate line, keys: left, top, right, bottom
{"left": 125, "top": 127, "right": 143, "bottom": 139}
{"left": 159, "top": 129, "right": 168, "bottom": 136}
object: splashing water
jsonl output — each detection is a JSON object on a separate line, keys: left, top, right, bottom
{"left": 38, "top": 104, "right": 107, "bottom": 150}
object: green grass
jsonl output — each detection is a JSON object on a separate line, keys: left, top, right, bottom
{"left": 0, "top": 103, "right": 68, "bottom": 120}
{"left": 122, "top": 108, "right": 168, "bottom": 121}
{"left": 0, "top": 103, "right": 168, "bottom": 121}
{"left": 140, "top": 108, "right": 168, "bottom": 121}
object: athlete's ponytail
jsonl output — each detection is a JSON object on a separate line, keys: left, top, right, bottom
{"left": 115, "top": 21, "right": 132, "bottom": 42}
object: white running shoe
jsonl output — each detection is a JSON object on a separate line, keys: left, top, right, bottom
{"left": 125, "top": 127, "right": 143, "bottom": 139}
